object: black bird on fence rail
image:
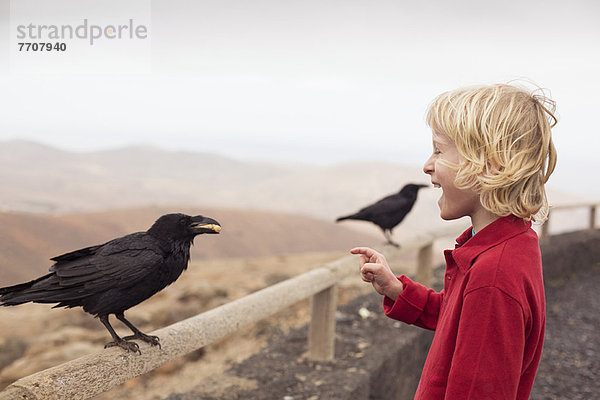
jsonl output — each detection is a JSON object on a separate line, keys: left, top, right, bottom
{"left": 336, "top": 183, "right": 428, "bottom": 247}
{"left": 0, "top": 213, "right": 221, "bottom": 354}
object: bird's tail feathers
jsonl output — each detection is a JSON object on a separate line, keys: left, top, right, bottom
{"left": 0, "top": 273, "right": 54, "bottom": 306}
{"left": 336, "top": 213, "right": 369, "bottom": 223}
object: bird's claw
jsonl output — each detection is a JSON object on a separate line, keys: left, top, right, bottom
{"left": 123, "top": 333, "right": 162, "bottom": 349}
{"left": 104, "top": 339, "right": 141, "bottom": 355}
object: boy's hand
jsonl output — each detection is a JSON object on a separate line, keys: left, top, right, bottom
{"left": 350, "top": 247, "right": 404, "bottom": 301}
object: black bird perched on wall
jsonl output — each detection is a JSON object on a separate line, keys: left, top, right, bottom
{"left": 0, "top": 213, "right": 221, "bottom": 354}
{"left": 336, "top": 183, "right": 428, "bottom": 247}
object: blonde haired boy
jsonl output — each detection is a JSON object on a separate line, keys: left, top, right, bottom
{"left": 352, "top": 84, "right": 557, "bottom": 399}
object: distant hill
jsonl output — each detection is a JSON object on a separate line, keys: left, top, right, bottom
{"left": 0, "top": 140, "right": 301, "bottom": 214}
{"left": 0, "top": 140, "right": 433, "bottom": 218}
{"left": 0, "top": 139, "right": 449, "bottom": 229}
{"left": 0, "top": 206, "right": 381, "bottom": 285}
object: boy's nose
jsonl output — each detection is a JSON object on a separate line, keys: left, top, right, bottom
{"left": 423, "top": 155, "right": 434, "bottom": 175}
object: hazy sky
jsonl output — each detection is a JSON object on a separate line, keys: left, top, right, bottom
{"left": 1, "top": 0, "right": 599, "bottom": 196}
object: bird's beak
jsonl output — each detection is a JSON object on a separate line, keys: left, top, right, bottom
{"left": 418, "top": 184, "right": 430, "bottom": 189}
{"left": 190, "top": 216, "right": 221, "bottom": 234}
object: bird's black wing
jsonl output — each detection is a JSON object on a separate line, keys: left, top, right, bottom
{"left": 358, "top": 193, "right": 411, "bottom": 216}
{"left": 49, "top": 233, "right": 165, "bottom": 292}
{"left": 50, "top": 245, "right": 103, "bottom": 262}
{"left": 0, "top": 233, "right": 165, "bottom": 306}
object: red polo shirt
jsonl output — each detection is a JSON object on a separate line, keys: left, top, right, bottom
{"left": 384, "top": 215, "right": 545, "bottom": 399}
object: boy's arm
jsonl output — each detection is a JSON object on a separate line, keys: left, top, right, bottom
{"left": 445, "top": 286, "right": 524, "bottom": 399}
{"left": 382, "top": 275, "right": 442, "bottom": 330}
{"left": 351, "top": 247, "right": 442, "bottom": 330}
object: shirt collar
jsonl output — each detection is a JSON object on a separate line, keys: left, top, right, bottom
{"left": 451, "top": 215, "right": 532, "bottom": 272}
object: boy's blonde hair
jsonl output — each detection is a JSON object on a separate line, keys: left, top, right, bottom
{"left": 426, "top": 83, "right": 557, "bottom": 222}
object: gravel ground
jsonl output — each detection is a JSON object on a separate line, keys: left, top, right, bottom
{"left": 531, "top": 266, "right": 600, "bottom": 400}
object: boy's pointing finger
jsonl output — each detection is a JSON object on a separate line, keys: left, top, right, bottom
{"left": 350, "top": 247, "right": 366, "bottom": 254}
{"left": 350, "top": 247, "right": 379, "bottom": 258}
{"left": 351, "top": 247, "right": 387, "bottom": 265}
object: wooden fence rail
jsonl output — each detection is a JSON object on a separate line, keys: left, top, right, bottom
{"left": 2, "top": 201, "right": 597, "bottom": 399}
{"left": 540, "top": 202, "right": 599, "bottom": 240}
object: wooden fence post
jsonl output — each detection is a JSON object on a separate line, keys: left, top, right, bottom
{"left": 416, "top": 242, "right": 433, "bottom": 286}
{"left": 308, "top": 285, "right": 338, "bottom": 361}
{"left": 541, "top": 210, "right": 551, "bottom": 240}
{"left": 590, "top": 205, "right": 597, "bottom": 230}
